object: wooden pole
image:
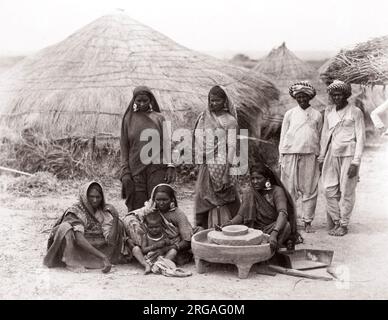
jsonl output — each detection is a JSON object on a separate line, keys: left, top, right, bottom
{"left": 0, "top": 166, "right": 33, "bottom": 177}
{"left": 268, "top": 265, "right": 333, "bottom": 281}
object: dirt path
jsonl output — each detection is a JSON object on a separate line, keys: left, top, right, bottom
{"left": 1, "top": 139, "right": 388, "bottom": 299}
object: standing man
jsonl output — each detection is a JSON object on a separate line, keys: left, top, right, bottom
{"left": 318, "top": 80, "right": 365, "bottom": 236}
{"left": 279, "top": 81, "right": 323, "bottom": 233}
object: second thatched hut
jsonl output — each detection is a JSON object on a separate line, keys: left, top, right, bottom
{"left": 253, "top": 42, "right": 327, "bottom": 138}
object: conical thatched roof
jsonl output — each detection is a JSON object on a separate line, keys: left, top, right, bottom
{"left": 253, "top": 42, "right": 327, "bottom": 136}
{"left": 0, "top": 14, "right": 278, "bottom": 140}
{"left": 254, "top": 42, "right": 315, "bottom": 80}
{"left": 319, "top": 35, "right": 388, "bottom": 86}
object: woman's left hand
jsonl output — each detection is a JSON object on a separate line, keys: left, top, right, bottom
{"left": 165, "top": 167, "right": 176, "bottom": 184}
{"left": 105, "top": 204, "right": 119, "bottom": 219}
{"left": 269, "top": 232, "right": 278, "bottom": 252}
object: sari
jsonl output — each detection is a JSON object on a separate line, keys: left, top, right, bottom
{"left": 237, "top": 167, "right": 299, "bottom": 246}
{"left": 123, "top": 184, "right": 200, "bottom": 265}
{"left": 43, "top": 181, "right": 130, "bottom": 270}
{"left": 194, "top": 86, "right": 241, "bottom": 228}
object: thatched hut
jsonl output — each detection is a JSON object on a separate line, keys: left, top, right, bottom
{"left": 319, "top": 36, "right": 388, "bottom": 138}
{"left": 253, "top": 42, "right": 327, "bottom": 138}
{"left": 0, "top": 14, "right": 278, "bottom": 142}
{"left": 319, "top": 35, "right": 388, "bottom": 86}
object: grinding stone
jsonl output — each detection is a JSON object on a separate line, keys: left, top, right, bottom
{"left": 208, "top": 228, "right": 264, "bottom": 246}
{"left": 222, "top": 225, "right": 249, "bottom": 236}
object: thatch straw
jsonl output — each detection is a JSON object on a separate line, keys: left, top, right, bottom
{"left": 0, "top": 14, "right": 278, "bottom": 140}
{"left": 319, "top": 35, "right": 388, "bottom": 86}
{"left": 253, "top": 42, "right": 327, "bottom": 137}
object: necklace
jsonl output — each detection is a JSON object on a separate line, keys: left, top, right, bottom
{"left": 147, "top": 233, "right": 164, "bottom": 242}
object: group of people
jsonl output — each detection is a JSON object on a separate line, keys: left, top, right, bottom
{"left": 43, "top": 79, "right": 365, "bottom": 274}
{"left": 280, "top": 80, "right": 365, "bottom": 237}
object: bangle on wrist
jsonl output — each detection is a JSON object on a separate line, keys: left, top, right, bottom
{"left": 272, "top": 229, "right": 279, "bottom": 234}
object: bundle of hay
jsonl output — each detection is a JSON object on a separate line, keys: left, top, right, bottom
{"left": 319, "top": 35, "right": 388, "bottom": 86}
{"left": 0, "top": 14, "right": 278, "bottom": 143}
{"left": 9, "top": 128, "right": 96, "bottom": 178}
{"left": 6, "top": 171, "right": 58, "bottom": 197}
{"left": 253, "top": 42, "right": 327, "bottom": 138}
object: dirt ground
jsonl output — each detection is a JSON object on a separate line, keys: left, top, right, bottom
{"left": 1, "top": 137, "right": 388, "bottom": 300}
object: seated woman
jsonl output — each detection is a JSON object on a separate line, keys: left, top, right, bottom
{"left": 123, "top": 184, "right": 201, "bottom": 266}
{"left": 43, "top": 181, "right": 131, "bottom": 273}
{"left": 223, "top": 163, "right": 299, "bottom": 252}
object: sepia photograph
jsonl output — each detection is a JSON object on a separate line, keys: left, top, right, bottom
{"left": 0, "top": 0, "right": 387, "bottom": 302}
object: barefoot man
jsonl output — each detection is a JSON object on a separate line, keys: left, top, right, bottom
{"left": 318, "top": 80, "right": 365, "bottom": 236}
{"left": 279, "top": 81, "right": 322, "bottom": 233}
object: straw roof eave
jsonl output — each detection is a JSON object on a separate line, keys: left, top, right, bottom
{"left": 0, "top": 14, "right": 279, "bottom": 140}
{"left": 319, "top": 35, "right": 388, "bottom": 86}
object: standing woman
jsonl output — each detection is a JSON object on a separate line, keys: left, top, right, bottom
{"left": 318, "top": 80, "right": 366, "bottom": 236}
{"left": 193, "top": 85, "right": 241, "bottom": 229}
{"left": 120, "top": 86, "right": 176, "bottom": 211}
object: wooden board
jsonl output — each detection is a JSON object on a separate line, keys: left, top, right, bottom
{"left": 290, "top": 260, "right": 328, "bottom": 270}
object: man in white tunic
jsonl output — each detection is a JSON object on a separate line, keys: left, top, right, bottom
{"left": 318, "top": 80, "right": 365, "bottom": 236}
{"left": 279, "top": 81, "right": 323, "bottom": 233}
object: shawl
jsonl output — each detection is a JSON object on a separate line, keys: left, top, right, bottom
{"left": 194, "top": 85, "right": 239, "bottom": 191}
{"left": 120, "top": 86, "right": 165, "bottom": 179}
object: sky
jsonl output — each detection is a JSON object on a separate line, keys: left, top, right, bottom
{"left": 0, "top": 0, "right": 387, "bottom": 59}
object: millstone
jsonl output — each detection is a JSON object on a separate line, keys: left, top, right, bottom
{"left": 208, "top": 228, "right": 264, "bottom": 246}
{"left": 221, "top": 225, "right": 249, "bottom": 236}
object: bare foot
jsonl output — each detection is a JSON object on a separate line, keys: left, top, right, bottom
{"left": 304, "top": 222, "right": 315, "bottom": 233}
{"left": 144, "top": 263, "right": 152, "bottom": 275}
{"left": 328, "top": 224, "right": 340, "bottom": 236}
{"left": 333, "top": 226, "right": 348, "bottom": 237}
{"left": 102, "top": 258, "right": 112, "bottom": 274}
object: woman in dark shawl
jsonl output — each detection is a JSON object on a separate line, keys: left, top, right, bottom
{"left": 120, "top": 86, "right": 176, "bottom": 211}
{"left": 193, "top": 85, "right": 241, "bottom": 229}
{"left": 43, "top": 181, "right": 131, "bottom": 273}
{"left": 223, "top": 163, "right": 299, "bottom": 251}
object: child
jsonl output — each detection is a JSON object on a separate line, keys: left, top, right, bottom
{"left": 132, "top": 212, "right": 177, "bottom": 274}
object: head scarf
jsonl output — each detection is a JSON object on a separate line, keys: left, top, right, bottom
{"left": 207, "top": 85, "right": 238, "bottom": 119}
{"left": 289, "top": 81, "right": 316, "bottom": 99}
{"left": 250, "top": 162, "right": 279, "bottom": 188}
{"left": 209, "top": 85, "right": 227, "bottom": 101}
{"left": 121, "top": 86, "right": 161, "bottom": 127}
{"left": 150, "top": 183, "right": 178, "bottom": 208}
{"left": 249, "top": 162, "right": 298, "bottom": 243}
{"left": 51, "top": 181, "right": 107, "bottom": 231}
{"left": 327, "top": 80, "right": 352, "bottom": 99}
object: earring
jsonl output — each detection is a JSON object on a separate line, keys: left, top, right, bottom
{"left": 133, "top": 103, "right": 138, "bottom": 112}
{"left": 149, "top": 103, "right": 153, "bottom": 112}
{"left": 170, "top": 202, "right": 175, "bottom": 210}
{"left": 265, "top": 180, "right": 272, "bottom": 190}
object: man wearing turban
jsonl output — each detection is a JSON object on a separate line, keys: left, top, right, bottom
{"left": 318, "top": 80, "right": 365, "bottom": 236}
{"left": 279, "top": 81, "right": 323, "bottom": 233}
